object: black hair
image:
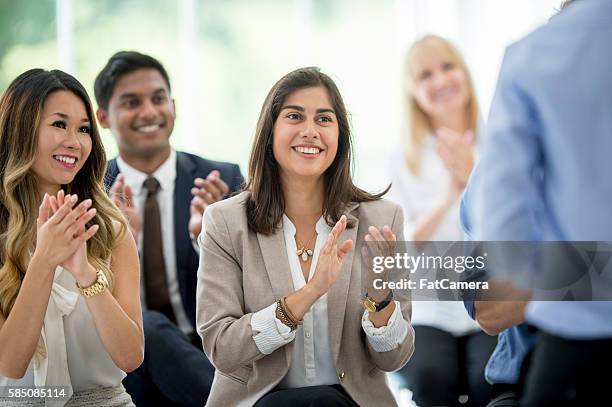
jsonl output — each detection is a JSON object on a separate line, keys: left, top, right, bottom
{"left": 93, "top": 51, "right": 171, "bottom": 110}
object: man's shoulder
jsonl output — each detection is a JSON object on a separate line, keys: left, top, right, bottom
{"left": 176, "top": 151, "right": 240, "bottom": 173}
{"left": 104, "top": 158, "right": 120, "bottom": 188}
{"left": 504, "top": 0, "right": 610, "bottom": 65}
{"left": 106, "top": 157, "right": 119, "bottom": 171}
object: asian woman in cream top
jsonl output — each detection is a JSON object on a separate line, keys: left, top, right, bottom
{"left": 0, "top": 69, "right": 143, "bottom": 407}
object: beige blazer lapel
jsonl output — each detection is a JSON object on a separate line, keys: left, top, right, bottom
{"left": 257, "top": 230, "right": 295, "bottom": 299}
{"left": 327, "top": 203, "right": 360, "bottom": 362}
{"left": 257, "top": 229, "right": 297, "bottom": 366}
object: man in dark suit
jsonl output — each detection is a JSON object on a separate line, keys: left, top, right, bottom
{"left": 94, "top": 51, "right": 244, "bottom": 406}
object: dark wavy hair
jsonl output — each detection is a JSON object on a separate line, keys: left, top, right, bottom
{"left": 244, "top": 67, "right": 388, "bottom": 235}
{"left": 0, "top": 69, "right": 126, "bottom": 317}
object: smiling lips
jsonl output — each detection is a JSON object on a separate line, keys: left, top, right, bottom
{"left": 293, "top": 145, "right": 323, "bottom": 156}
{"left": 134, "top": 123, "right": 163, "bottom": 133}
{"left": 53, "top": 154, "right": 78, "bottom": 169}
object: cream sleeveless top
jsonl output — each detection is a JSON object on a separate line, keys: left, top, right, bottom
{"left": 0, "top": 267, "right": 125, "bottom": 406}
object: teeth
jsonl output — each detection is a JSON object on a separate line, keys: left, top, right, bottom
{"left": 294, "top": 146, "right": 321, "bottom": 155}
{"left": 137, "top": 124, "right": 161, "bottom": 133}
{"left": 54, "top": 155, "right": 76, "bottom": 164}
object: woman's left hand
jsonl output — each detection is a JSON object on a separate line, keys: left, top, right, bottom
{"left": 363, "top": 225, "right": 397, "bottom": 302}
{"left": 48, "top": 190, "right": 98, "bottom": 286}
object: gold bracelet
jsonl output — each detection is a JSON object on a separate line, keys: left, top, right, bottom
{"left": 76, "top": 270, "right": 109, "bottom": 298}
{"left": 281, "top": 296, "right": 303, "bottom": 325}
{"left": 276, "top": 299, "right": 297, "bottom": 331}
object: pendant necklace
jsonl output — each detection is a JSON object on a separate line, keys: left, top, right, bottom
{"left": 296, "top": 232, "right": 317, "bottom": 262}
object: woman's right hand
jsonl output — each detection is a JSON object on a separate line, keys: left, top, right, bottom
{"left": 109, "top": 174, "right": 141, "bottom": 242}
{"left": 436, "top": 127, "right": 475, "bottom": 186}
{"left": 33, "top": 191, "right": 98, "bottom": 271}
{"left": 308, "top": 215, "right": 354, "bottom": 297}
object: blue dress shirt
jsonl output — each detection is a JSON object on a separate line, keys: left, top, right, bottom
{"left": 475, "top": 0, "right": 612, "bottom": 339}
{"left": 461, "top": 163, "right": 537, "bottom": 385}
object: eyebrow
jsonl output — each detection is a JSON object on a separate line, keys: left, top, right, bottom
{"left": 118, "top": 88, "right": 168, "bottom": 100}
{"left": 50, "top": 112, "right": 90, "bottom": 123}
{"left": 281, "top": 105, "right": 336, "bottom": 114}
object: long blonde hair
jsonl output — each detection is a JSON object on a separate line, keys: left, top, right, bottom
{"left": 0, "top": 69, "right": 126, "bottom": 318}
{"left": 404, "top": 35, "right": 479, "bottom": 174}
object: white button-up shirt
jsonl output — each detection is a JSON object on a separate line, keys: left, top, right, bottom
{"left": 117, "top": 150, "right": 193, "bottom": 334}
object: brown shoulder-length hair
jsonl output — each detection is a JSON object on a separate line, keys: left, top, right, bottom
{"left": 245, "top": 67, "right": 388, "bottom": 235}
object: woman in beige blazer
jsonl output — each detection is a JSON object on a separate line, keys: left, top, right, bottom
{"left": 196, "top": 67, "right": 414, "bottom": 406}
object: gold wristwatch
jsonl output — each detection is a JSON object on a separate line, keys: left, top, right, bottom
{"left": 76, "top": 270, "right": 109, "bottom": 297}
{"left": 363, "top": 290, "right": 393, "bottom": 313}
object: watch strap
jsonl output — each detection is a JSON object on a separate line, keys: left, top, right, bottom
{"left": 76, "top": 270, "right": 109, "bottom": 298}
{"left": 363, "top": 290, "right": 394, "bottom": 312}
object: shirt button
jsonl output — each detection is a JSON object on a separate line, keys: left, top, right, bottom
{"left": 339, "top": 372, "right": 345, "bottom": 382}
{"left": 306, "top": 332, "right": 312, "bottom": 338}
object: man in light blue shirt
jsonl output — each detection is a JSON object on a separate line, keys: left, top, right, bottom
{"left": 461, "top": 163, "right": 536, "bottom": 407}
{"left": 475, "top": 0, "right": 612, "bottom": 404}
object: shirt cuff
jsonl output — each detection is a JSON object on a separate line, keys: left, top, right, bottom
{"left": 250, "top": 302, "right": 295, "bottom": 355}
{"left": 190, "top": 234, "right": 199, "bottom": 254}
{"left": 361, "top": 300, "right": 409, "bottom": 352}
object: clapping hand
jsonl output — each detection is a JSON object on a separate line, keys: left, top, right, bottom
{"left": 35, "top": 190, "right": 98, "bottom": 283}
{"left": 188, "top": 170, "right": 229, "bottom": 238}
{"left": 109, "top": 174, "right": 140, "bottom": 242}
{"left": 308, "top": 215, "right": 354, "bottom": 297}
{"left": 362, "top": 225, "right": 397, "bottom": 302}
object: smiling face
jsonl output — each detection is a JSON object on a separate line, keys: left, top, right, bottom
{"left": 97, "top": 68, "right": 175, "bottom": 160}
{"left": 31, "top": 90, "right": 93, "bottom": 194}
{"left": 272, "top": 86, "right": 339, "bottom": 185}
{"left": 410, "top": 43, "right": 470, "bottom": 122}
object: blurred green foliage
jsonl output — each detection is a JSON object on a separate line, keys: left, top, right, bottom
{"left": 0, "top": 0, "right": 56, "bottom": 88}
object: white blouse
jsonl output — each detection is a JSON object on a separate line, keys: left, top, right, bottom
{"left": 386, "top": 135, "right": 481, "bottom": 336}
{"left": 0, "top": 267, "right": 125, "bottom": 406}
{"left": 250, "top": 215, "right": 409, "bottom": 389}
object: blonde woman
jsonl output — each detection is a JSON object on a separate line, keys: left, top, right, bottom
{"left": 386, "top": 35, "right": 496, "bottom": 406}
{"left": 0, "top": 69, "right": 143, "bottom": 406}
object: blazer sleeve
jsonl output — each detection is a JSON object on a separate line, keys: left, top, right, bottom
{"left": 365, "top": 204, "right": 415, "bottom": 372}
{"left": 196, "top": 205, "right": 265, "bottom": 374}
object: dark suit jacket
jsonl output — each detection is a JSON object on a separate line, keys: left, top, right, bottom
{"left": 105, "top": 151, "right": 244, "bottom": 330}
